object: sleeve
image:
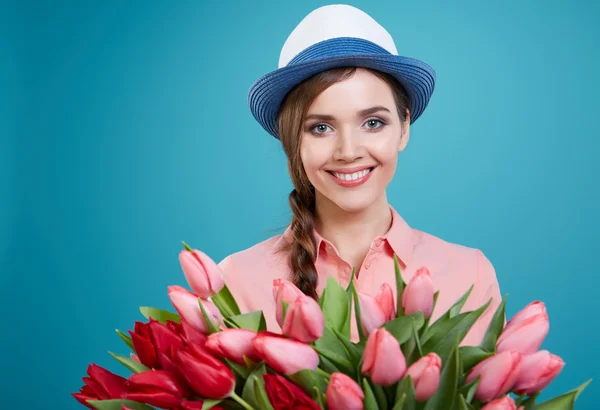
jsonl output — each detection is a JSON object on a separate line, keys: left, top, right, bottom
{"left": 462, "top": 249, "right": 503, "bottom": 346}
{"left": 217, "top": 255, "right": 252, "bottom": 315}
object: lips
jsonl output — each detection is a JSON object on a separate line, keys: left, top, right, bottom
{"left": 326, "top": 167, "right": 375, "bottom": 188}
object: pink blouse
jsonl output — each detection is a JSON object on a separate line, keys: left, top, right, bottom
{"left": 218, "top": 206, "right": 502, "bottom": 346}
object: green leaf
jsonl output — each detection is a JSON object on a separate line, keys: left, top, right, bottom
{"left": 423, "top": 335, "right": 460, "bottom": 410}
{"left": 362, "top": 379, "right": 380, "bottom": 410}
{"left": 458, "top": 376, "right": 479, "bottom": 404}
{"left": 421, "top": 291, "right": 440, "bottom": 331}
{"left": 241, "top": 363, "right": 274, "bottom": 410}
{"left": 394, "top": 254, "right": 405, "bottom": 317}
{"left": 202, "top": 399, "right": 223, "bottom": 410}
{"left": 320, "top": 276, "right": 350, "bottom": 333}
{"left": 198, "top": 298, "right": 219, "bottom": 334}
{"left": 479, "top": 295, "right": 507, "bottom": 352}
{"left": 313, "top": 344, "right": 355, "bottom": 376}
{"left": 182, "top": 240, "right": 193, "bottom": 251}
{"left": 391, "top": 393, "right": 407, "bottom": 410}
{"left": 459, "top": 346, "right": 493, "bottom": 373}
{"left": 422, "top": 299, "right": 491, "bottom": 363}
{"left": 395, "top": 376, "right": 416, "bottom": 410}
{"left": 115, "top": 329, "right": 134, "bottom": 351}
{"left": 225, "top": 358, "right": 251, "bottom": 379}
{"left": 289, "top": 369, "right": 329, "bottom": 400}
{"left": 332, "top": 328, "right": 365, "bottom": 366}
{"left": 88, "top": 399, "right": 154, "bottom": 410}
{"left": 139, "top": 306, "right": 180, "bottom": 324}
{"left": 369, "top": 379, "right": 388, "bottom": 410}
{"left": 457, "top": 395, "right": 476, "bottom": 410}
{"left": 534, "top": 379, "right": 592, "bottom": 410}
{"left": 108, "top": 352, "right": 149, "bottom": 373}
{"left": 212, "top": 284, "right": 241, "bottom": 318}
{"left": 350, "top": 277, "right": 366, "bottom": 343}
{"left": 449, "top": 285, "right": 474, "bottom": 318}
{"left": 521, "top": 392, "right": 539, "bottom": 409}
{"left": 384, "top": 315, "right": 413, "bottom": 344}
{"left": 225, "top": 310, "right": 266, "bottom": 332}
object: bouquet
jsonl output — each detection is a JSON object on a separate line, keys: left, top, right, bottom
{"left": 73, "top": 241, "right": 591, "bottom": 410}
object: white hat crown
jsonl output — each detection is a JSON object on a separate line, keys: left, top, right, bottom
{"left": 278, "top": 4, "right": 398, "bottom": 68}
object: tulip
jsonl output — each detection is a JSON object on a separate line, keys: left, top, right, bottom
{"left": 405, "top": 353, "right": 442, "bottom": 401}
{"left": 179, "top": 249, "right": 225, "bottom": 298}
{"left": 72, "top": 364, "right": 128, "bottom": 408}
{"left": 504, "top": 301, "right": 546, "bottom": 332}
{"left": 273, "top": 279, "right": 304, "bottom": 327}
{"left": 180, "top": 318, "right": 208, "bottom": 346}
{"left": 513, "top": 350, "right": 565, "bottom": 396}
{"left": 402, "top": 267, "right": 435, "bottom": 318}
{"left": 263, "top": 374, "right": 321, "bottom": 410}
{"left": 123, "top": 370, "right": 188, "bottom": 409}
{"left": 480, "top": 396, "right": 521, "bottom": 410}
{"left": 129, "top": 319, "right": 185, "bottom": 370}
{"left": 357, "top": 292, "right": 387, "bottom": 336}
{"left": 282, "top": 294, "right": 325, "bottom": 342}
{"left": 326, "top": 372, "right": 365, "bottom": 410}
{"left": 205, "top": 329, "right": 260, "bottom": 365}
{"left": 375, "top": 283, "right": 396, "bottom": 320}
{"left": 496, "top": 312, "right": 549, "bottom": 355}
{"left": 362, "top": 328, "right": 406, "bottom": 385}
{"left": 176, "top": 344, "right": 236, "bottom": 399}
{"left": 466, "top": 350, "right": 522, "bottom": 402}
{"left": 252, "top": 331, "right": 319, "bottom": 374}
{"left": 168, "top": 285, "right": 223, "bottom": 334}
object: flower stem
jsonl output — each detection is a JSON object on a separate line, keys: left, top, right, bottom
{"left": 231, "top": 392, "right": 255, "bottom": 410}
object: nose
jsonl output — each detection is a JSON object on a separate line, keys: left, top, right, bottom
{"left": 332, "top": 128, "right": 363, "bottom": 162}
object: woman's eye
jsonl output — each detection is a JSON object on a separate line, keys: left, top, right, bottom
{"left": 311, "top": 123, "right": 332, "bottom": 134}
{"left": 364, "top": 119, "right": 385, "bottom": 130}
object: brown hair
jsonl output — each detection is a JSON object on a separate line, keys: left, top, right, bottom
{"left": 277, "top": 67, "right": 410, "bottom": 299}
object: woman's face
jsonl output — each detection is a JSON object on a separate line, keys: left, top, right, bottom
{"left": 300, "top": 68, "right": 410, "bottom": 214}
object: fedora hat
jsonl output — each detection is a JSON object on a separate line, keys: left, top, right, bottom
{"left": 248, "top": 4, "right": 436, "bottom": 140}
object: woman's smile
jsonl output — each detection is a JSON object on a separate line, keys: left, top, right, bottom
{"left": 325, "top": 166, "right": 375, "bottom": 187}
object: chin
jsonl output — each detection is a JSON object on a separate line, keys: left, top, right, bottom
{"left": 328, "top": 195, "right": 379, "bottom": 214}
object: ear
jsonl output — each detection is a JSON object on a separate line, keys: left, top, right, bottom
{"left": 398, "top": 108, "right": 411, "bottom": 152}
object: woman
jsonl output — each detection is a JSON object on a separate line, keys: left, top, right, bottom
{"left": 218, "top": 4, "right": 501, "bottom": 345}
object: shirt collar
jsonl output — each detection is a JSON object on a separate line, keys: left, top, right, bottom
{"left": 280, "top": 205, "right": 414, "bottom": 266}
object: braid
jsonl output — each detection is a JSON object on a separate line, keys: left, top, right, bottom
{"left": 288, "top": 189, "right": 319, "bottom": 299}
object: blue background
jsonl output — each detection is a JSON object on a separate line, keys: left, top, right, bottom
{"left": 1, "top": 0, "right": 599, "bottom": 408}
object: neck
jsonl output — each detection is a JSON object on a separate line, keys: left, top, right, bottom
{"left": 313, "top": 193, "right": 393, "bottom": 269}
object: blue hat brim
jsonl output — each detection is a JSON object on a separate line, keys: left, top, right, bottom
{"left": 248, "top": 53, "right": 436, "bottom": 140}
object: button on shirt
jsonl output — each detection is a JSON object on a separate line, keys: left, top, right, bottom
{"left": 218, "top": 206, "right": 502, "bottom": 346}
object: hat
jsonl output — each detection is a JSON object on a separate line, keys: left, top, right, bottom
{"left": 248, "top": 4, "right": 436, "bottom": 140}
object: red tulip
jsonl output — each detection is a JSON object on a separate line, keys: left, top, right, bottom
{"left": 263, "top": 374, "right": 321, "bottom": 410}
{"left": 282, "top": 294, "right": 325, "bottom": 342}
{"left": 129, "top": 319, "right": 184, "bottom": 370}
{"left": 362, "top": 328, "right": 406, "bottom": 386}
{"left": 205, "top": 329, "right": 260, "bottom": 365}
{"left": 402, "top": 267, "right": 435, "bottom": 318}
{"left": 176, "top": 344, "right": 235, "bottom": 399}
{"left": 496, "top": 303, "right": 549, "bottom": 355}
{"left": 357, "top": 291, "right": 387, "bottom": 336}
{"left": 168, "top": 285, "right": 223, "bottom": 334}
{"left": 123, "top": 370, "right": 188, "bottom": 409}
{"left": 72, "top": 364, "right": 128, "bottom": 408}
{"left": 513, "top": 350, "right": 565, "bottom": 396}
{"left": 326, "top": 372, "right": 364, "bottom": 410}
{"left": 180, "top": 318, "right": 209, "bottom": 346}
{"left": 466, "top": 350, "right": 522, "bottom": 402}
{"left": 179, "top": 249, "right": 225, "bottom": 298}
{"left": 480, "top": 396, "right": 522, "bottom": 410}
{"left": 273, "top": 279, "right": 304, "bottom": 327}
{"left": 375, "top": 283, "right": 395, "bottom": 320}
{"left": 405, "top": 353, "right": 442, "bottom": 401}
{"left": 252, "top": 331, "right": 319, "bottom": 374}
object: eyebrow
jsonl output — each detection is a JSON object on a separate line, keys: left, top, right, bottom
{"left": 304, "top": 105, "right": 391, "bottom": 122}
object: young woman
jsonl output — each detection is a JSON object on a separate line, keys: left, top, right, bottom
{"left": 218, "top": 4, "right": 501, "bottom": 345}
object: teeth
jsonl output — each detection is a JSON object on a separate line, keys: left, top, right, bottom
{"left": 333, "top": 168, "right": 372, "bottom": 181}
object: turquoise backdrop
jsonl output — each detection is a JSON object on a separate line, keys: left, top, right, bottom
{"left": 1, "top": 0, "right": 599, "bottom": 408}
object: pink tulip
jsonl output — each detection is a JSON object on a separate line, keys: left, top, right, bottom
{"left": 273, "top": 279, "right": 304, "bottom": 327}
{"left": 466, "top": 350, "right": 522, "bottom": 402}
{"left": 205, "top": 329, "right": 261, "bottom": 365}
{"left": 168, "top": 286, "right": 222, "bottom": 334}
{"left": 402, "top": 267, "right": 435, "bottom": 318}
{"left": 405, "top": 353, "right": 442, "bottom": 401}
{"left": 513, "top": 350, "right": 565, "bottom": 396}
{"left": 375, "top": 283, "right": 396, "bottom": 320}
{"left": 282, "top": 294, "right": 325, "bottom": 342}
{"left": 326, "top": 372, "right": 364, "bottom": 410}
{"left": 480, "top": 396, "right": 521, "bottom": 410}
{"left": 179, "top": 249, "right": 225, "bottom": 298}
{"left": 252, "top": 331, "right": 319, "bottom": 374}
{"left": 496, "top": 311, "right": 549, "bottom": 355}
{"left": 357, "top": 292, "right": 387, "bottom": 336}
{"left": 504, "top": 301, "right": 546, "bottom": 332}
{"left": 362, "top": 328, "right": 406, "bottom": 386}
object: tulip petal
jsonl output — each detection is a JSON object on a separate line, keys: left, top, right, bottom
{"left": 253, "top": 332, "right": 319, "bottom": 374}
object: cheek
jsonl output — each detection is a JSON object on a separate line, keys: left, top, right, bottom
{"left": 300, "top": 138, "right": 329, "bottom": 175}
